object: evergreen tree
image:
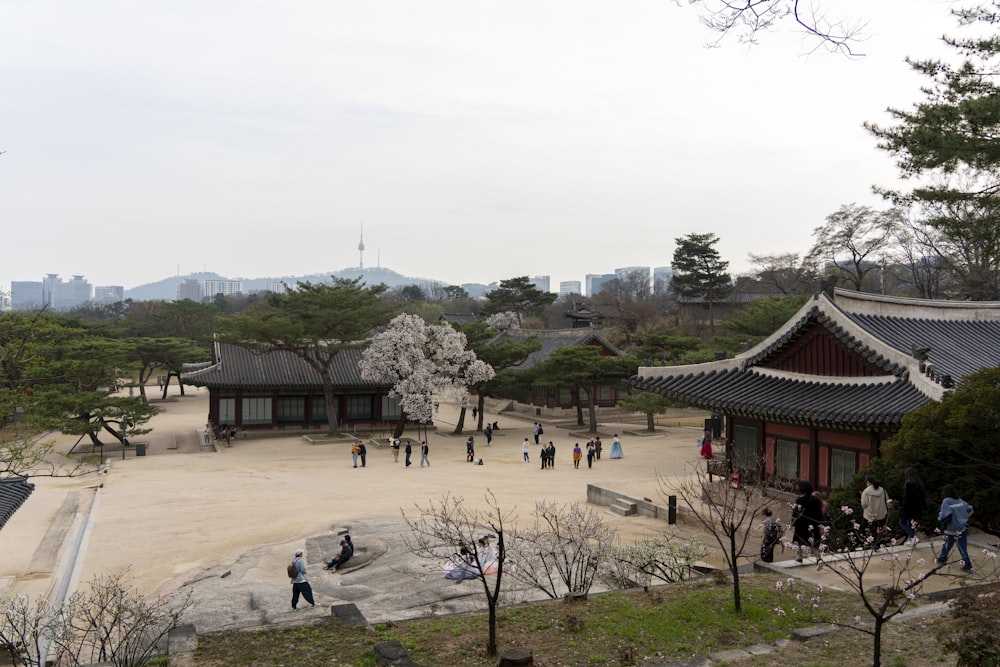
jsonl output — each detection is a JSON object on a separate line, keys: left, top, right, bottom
{"left": 867, "top": 6, "right": 1000, "bottom": 299}
{"left": 670, "top": 233, "right": 732, "bottom": 334}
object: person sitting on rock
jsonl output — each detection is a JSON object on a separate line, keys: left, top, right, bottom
{"left": 324, "top": 539, "right": 353, "bottom": 571}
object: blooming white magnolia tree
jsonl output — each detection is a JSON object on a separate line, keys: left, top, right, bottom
{"left": 484, "top": 311, "right": 520, "bottom": 332}
{"left": 360, "top": 314, "right": 495, "bottom": 436}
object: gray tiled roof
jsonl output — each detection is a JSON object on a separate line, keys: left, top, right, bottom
{"left": 0, "top": 476, "right": 34, "bottom": 532}
{"left": 490, "top": 329, "right": 624, "bottom": 370}
{"left": 633, "top": 289, "right": 1000, "bottom": 430}
{"left": 634, "top": 367, "right": 928, "bottom": 430}
{"left": 844, "top": 314, "right": 1000, "bottom": 383}
{"left": 182, "top": 342, "right": 384, "bottom": 390}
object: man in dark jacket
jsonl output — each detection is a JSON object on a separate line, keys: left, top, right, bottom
{"left": 325, "top": 539, "right": 353, "bottom": 571}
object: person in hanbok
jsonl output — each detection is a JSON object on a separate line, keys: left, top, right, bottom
{"left": 700, "top": 428, "right": 714, "bottom": 459}
{"left": 609, "top": 434, "right": 623, "bottom": 459}
{"left": 477, "top": 536, "right": 499, "bottom": 575}
{"left": 444, "top": 546, "right": 479, "bottom": 583}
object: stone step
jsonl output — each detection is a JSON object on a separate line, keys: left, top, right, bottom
{"left": 608, "top": 499, "right": 637, "bottom": 516}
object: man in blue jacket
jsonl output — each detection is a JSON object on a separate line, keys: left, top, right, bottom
{"left": 937, "top": 484, "right": 974, "bottom": 571}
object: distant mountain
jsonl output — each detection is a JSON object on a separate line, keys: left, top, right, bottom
{"left": 124, "top": 267, "right": 448, "bottom": 302}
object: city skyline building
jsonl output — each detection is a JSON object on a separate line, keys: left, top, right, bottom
{"left": 653, "top": 266, "right": 675, "bottom": 291}
{"left": 93, "top": 285, "right": 125, "bottom": 305}
{"left": 200, "top": 279, "right": 243, "bottom": 300}
{"left": 177, "top": 279, "right": 202, "bottom": 301}
{"left": 559, "top": 280, "right": 582, "bottom": 296}
{"left": 10, "top": 281, "right": 44, "bottom": 310}
{"left": 529, "top": 275, "right": 550, "bottom": 293}
{"left": 585, "top": 273, "right": 616, "bottom": 297}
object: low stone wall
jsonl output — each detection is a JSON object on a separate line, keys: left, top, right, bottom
{"left": 586, "top": 484, "right": 695, "bottom": 525}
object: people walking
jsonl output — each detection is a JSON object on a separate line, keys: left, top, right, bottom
{"left": 860, "top": 475, "right": 889, "bottom": 548}
{"left": 899, "top": 467, "right": 925, "bottom": 546}
{"left": 358, "top": 441, "right": 367, "bottom": 468}
{"left": 937, "top": 484, "right": 974, "bottom": 571}
{"left": 466, "top": 436, "right": 475, "bottom": 463}
{"left": 391, "top": 437, "right": 400, "bottom": 462}
{"left": 586, "top": 441, "right": 595, "bottom": 468}
{"left": 420, "top": 441, "right": 430, "bottom": 467}
{"left": 594, "top": 437, "right": 602, "bottom": 460}
{"left": 405, "top": 441, "right": 412, "bottom": 467}
{"left": 351, "top": 441, "right": 360, "bottom": 468}
{"left": 792, "top": 480, "right": 824, "bottom": 562}
{"left": 546, "top": 442, "right": 556, "bottom": 468}
{"left": 289, "top": 548, "right": 316, "bottom": 610}
{"left": 533, "top": 422, "right": 542, "bottom": 444}
{"left": 522, "top": 439, "right": 530, "bottom": 463}
{"left": 485, "top": 423, "right": 493, "bottom": 446}
{"left": 572, "top": 443, "right": 582, "bottom": 468}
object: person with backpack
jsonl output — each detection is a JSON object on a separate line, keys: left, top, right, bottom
{"left": 419, "top": 441, "right": 430, "bottom": 467}
{"left": 289, "top": 548, "right": 316, "bottom": 609}
{"left": 937, "top": 484, "right": 974, "bottom": 571}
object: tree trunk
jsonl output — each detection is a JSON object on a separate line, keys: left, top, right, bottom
{"left": 645, "top": 412, "right": 654, "bottom": 431}
{"left": 392, "top": 413, "right": 408, "bottom": 439}
{"left": 476, "top": 394, "right": 486, "bottom": 432}
{"left": 585, "top": 387, "right": 598, "bottom": 433}
{"left": 321, "top": 375, "right": 339, "bottom": 435}
{"left": 730, "top": 533, "right": 742, "bottom": 613}
{"left": 454, "top": 407, "right": 467, "bottom": 435}
{"left": 872, "top": 617, "right": 883, "bottom": 667}
{"left": 572, "top": 387, "right": 584, "bottom": 426}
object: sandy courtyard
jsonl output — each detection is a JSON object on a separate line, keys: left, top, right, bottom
{"left": 1, "top": 387, "right": 711, "bottom": 604}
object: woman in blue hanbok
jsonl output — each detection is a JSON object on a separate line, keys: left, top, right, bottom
{"left": 610, "top": 433, "right": 623, "bottom": 459}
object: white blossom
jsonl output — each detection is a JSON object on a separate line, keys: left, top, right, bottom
{"left": 485, "top": 311, "right": 520, "bottom": 332}
{"left": 360, "top": 314, "right": 496, "bottom": 424}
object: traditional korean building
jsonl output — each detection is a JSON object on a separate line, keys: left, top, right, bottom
{"left": 632, "top": 288, "right": 1000, "bottom": 491}
{"left": 0, "top": 476, "right": 35, "bottom": 533}
{"left": 182, "top": 342, "right": 397, "bottom": 432}
{"left": 491, "top": 329, "right": 627, "bottom": 409}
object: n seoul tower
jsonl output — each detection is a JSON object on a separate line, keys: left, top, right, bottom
{"left": 358, "top": 225, "right": 365, "bottom": 269}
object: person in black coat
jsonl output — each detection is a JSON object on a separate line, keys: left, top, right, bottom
{"left": 325, "top": 539, "right": 353, "bottom": 571}
{"left": 791, "top": 480, "right": 824, "bottom": 562}
{"left": 899, "top": 467, "right": 925, "bottom": 546}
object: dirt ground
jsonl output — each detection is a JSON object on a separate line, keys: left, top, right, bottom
{"left": 2, "top": 386, "right": 994, "bottom": 644}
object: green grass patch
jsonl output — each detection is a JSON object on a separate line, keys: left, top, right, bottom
{"left": 194, "top": 574, "right": 875, "bottom": 666}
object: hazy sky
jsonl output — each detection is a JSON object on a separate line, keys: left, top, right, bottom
{"left": 2, "top": 1, "right": 959, "bottom": 292}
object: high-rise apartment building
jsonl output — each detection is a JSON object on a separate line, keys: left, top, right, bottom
{"left": 11, "top": 281, "right": 44, "bottom": 310}
{"left": 529, "top": 276, "right": 551, "bottom": 293}
{"left": 585, "top": 273, "right": 615, "bottom": 297}
{"left": 653, "top": 266, "right": 675, "bottom": 291}
{"left": 94, "top": 285, "right": 125, "bottom": 305}
{"left": 559, "top": 280, "right": 582, "bottom": 297}
{"left": 201, "top": 279, "right": 243, "bottom": 300}
{"left": 177, "top": 279, "right": 202, "bottom": 301}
